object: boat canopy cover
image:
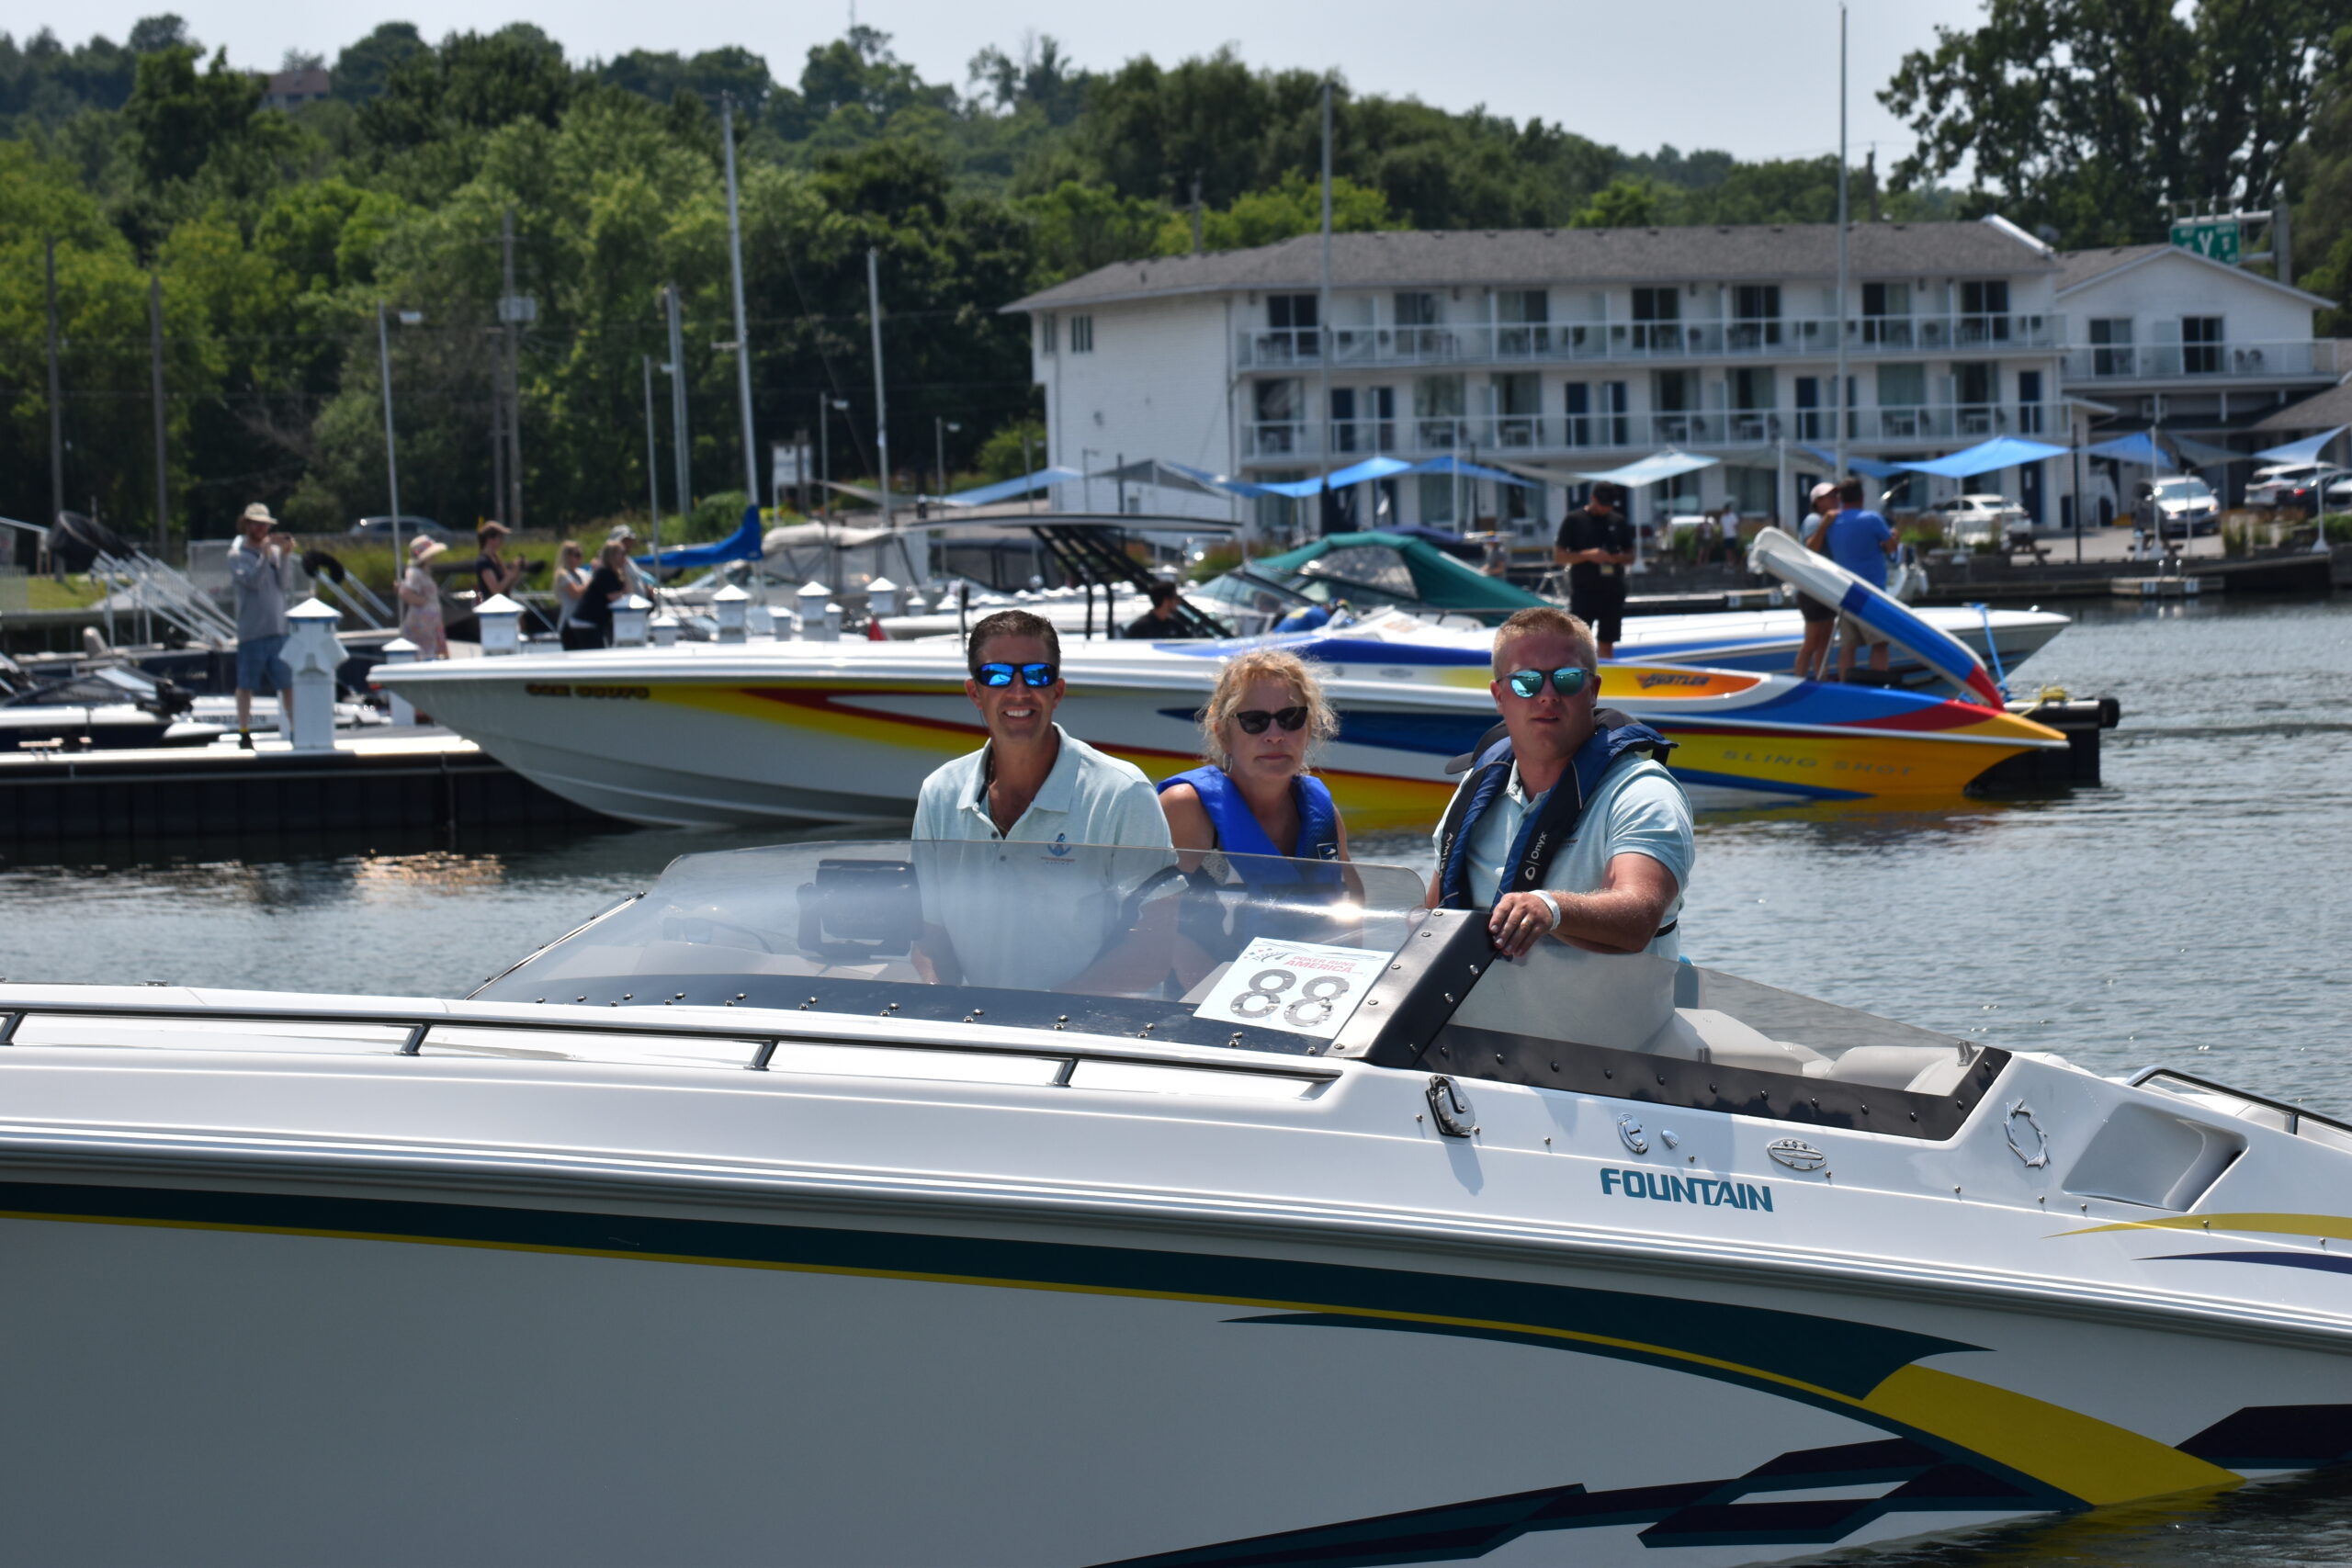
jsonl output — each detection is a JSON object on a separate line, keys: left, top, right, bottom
{"left": 2078, "top": 432, "right": 2174, "bottom": 468}
{"left": 638, "top": 508, "right": 763, "bottom": 570}
{"left": 1894, "top": 436, "right": 2072, "bottom": 478}
{"left": 1572, "top": 449, "right": 1720, "bottom": 488}
{"left": 2253, "top": 425, "right": 2350, "bottom": 465}
{"left": 1250, "top": 532, "right": 1549, "bottom": 612}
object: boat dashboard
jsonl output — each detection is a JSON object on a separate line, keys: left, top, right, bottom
{"left": 475, "top": 840, "right": 2019, "bottom": 1142}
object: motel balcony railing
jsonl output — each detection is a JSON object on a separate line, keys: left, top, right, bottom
{"left": 1238, "top": 404, "right": 2062, "bottom": 461}
{"left": 1235, "top": 314, "right": 2064, "bottom": 370}
{"left": 2059, "top": 339, "right": 2346, "bottom": 383}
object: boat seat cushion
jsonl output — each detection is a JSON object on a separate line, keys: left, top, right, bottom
{"left": 1642, "top": 1008, "right": 1829, "bottom": 1075}
{"left": 1822, "top": 1044, "right": 1973, "bottom": 1094}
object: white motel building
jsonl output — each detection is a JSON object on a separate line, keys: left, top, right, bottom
{"left": 1006, "top": 217, "right": 2344, "bottom": 536}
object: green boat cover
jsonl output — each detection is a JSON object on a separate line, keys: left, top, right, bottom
{"left": 1251, "top": 532, "right": 1549, "bottom": 615}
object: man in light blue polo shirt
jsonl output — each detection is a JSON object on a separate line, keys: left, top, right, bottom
{"left": 911, "top": 609, "right": 1173, "bottom": 990}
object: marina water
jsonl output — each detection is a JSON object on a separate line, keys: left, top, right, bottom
{"left": 7, "top": 593, "right": 2348, "bottom": 1563}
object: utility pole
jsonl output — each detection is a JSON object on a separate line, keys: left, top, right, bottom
{"left": 148, "top": 272, "right": 167, "bottom": 558}
{"left": 664, "top": 281, "right": 691, "bottom": 549}
{"left": 1833, "top": 2, "right": 1850, "bottom": 481}
{"left": 46, "top": 237, "right": 64, "bottom": 526}
{"left": 490, "top": 329, "right": 506, "bottom": 525}
{"left": 643, "top": 355, "right": 662, "bottom": 542}
{"left": 1190, "top": 172, "right": 1204, "bottom": 254}
{"left": 721, "top": 94, "right": 760, "bottom": 503}
{"left": 1317, "top": 78, "right": 1335, "bottom": 521}
{"left": 501, "top": 206, "right": 523, "bottom": 528}
{"left": 817, "top": 391, "right": 831, "bottom": 520}
{"left": 378, "top": 302, "right": 404, "bottom": 570}
{"left": 866, "top": 248, "right": 891, "bottom": 525}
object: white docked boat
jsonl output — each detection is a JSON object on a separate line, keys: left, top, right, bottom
{"left": 3, "top": 839, "right": 2346, "bottom": 1565}
{"left": 375, "top": 618, "right": 2066, "bottom": 829}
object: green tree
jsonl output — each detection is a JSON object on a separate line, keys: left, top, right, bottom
{"left": 2286, "top": 26, "right": 2352, "bottom": 330}
{"left": 1882, "top": 0, "right": 2342, "bottom": 247}
{"left": 331, "top": 23, "right": 428, "bottom": 103}
{"left": 1154, "top": 171, "right": 1393, "bottom": 253}
{"left": 122, "top": 45, "right": 259, "bottom": 186}
{"left": 1573, "top": 176, "right": 1663, "bottom": 228}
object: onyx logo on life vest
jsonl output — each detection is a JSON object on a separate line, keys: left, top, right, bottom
{"left": 1600, "top": 1168, "right": 1775, "bottom": 1212}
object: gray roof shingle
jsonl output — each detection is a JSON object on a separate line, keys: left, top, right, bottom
{"left": 1005, "top": 221, "right": 2056, "bottom": 312}
{"left": 2053, "top": 243, "right": 2172, "bottom": 293}
{"left": 2251, "top": 373, "right": 2352, "bottom": 433}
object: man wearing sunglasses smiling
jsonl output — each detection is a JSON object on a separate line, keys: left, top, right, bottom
{"left": 1429, "top": 606, "right": 1692, "bottom": 961}
{"left": 910, "top": 610, "right": 1174, "bottom": 987}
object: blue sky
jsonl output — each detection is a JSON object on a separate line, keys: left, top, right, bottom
{"left": 40, "top": 0, "right": 1988, "bottom": 169}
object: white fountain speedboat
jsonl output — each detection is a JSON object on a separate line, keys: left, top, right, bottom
{"left": 375, "top": 624, "right": 2064, "bottom": 829}
{"left": 2, "top": 840, "right": 2346, "bottom": 1565}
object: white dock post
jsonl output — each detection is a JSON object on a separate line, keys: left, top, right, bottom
{"left": 713, "top": 582, "right": 751, "bottom": 643}
{"left": 612, "top": 593, "right": 653, "bottom": 647}
{"left": 283, "top": 596, "right": 346, "bottom": 751}
{"left": 475, "top": 592, "right": 523, "bottom": 655}
{"left": 377, "top": 636, "right": 420, "bottom": 726}
{"left": 797, "top": 581, "right": 831, "bottom": 641}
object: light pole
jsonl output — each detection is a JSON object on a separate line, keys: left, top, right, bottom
{"left": 377, "top": 302, "right": 423, "bottom": 570}
{"left": 818, "top": 393, "right": 849, "bottom": 519}
{"left": 934, "top": 417, "right": 961, "bottom": 505}
{"left": 643, "top": 355, "right": 662, "bottom": 538}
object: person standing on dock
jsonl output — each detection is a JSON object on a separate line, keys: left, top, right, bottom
{"left": 1554, "top": 483, "right": 1635, "bottom": 657}
{"left": 228, "top": 503, "right": 298, "bottom": 750}
{"left": 1826, "top": 478, "right": 1896, "bottom": 682}
{"left": 398, "top": 536, "right": 449, "bottom": 660}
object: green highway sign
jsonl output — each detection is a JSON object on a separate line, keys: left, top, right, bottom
{"left": 2170, "top": 219, "right": 2241, "bottom": 265}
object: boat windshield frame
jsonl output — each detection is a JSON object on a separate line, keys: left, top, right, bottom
{"left": 476, "top": 839, "right": 2011, "bottom": 1138}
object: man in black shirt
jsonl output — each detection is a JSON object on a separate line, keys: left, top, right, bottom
{"left": 1124, "top": 580, "right": 1198, "bottom": 639}
{"left": 1553, "top": 482, "right": 1637, "bottom": 655}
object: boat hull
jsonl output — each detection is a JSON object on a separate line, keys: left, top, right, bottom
{"left": 0, "top": 1168, "right": 2324, "bottom": 1568}
{"left": 386, "top": 649, "right": 2064, "bottom": 831}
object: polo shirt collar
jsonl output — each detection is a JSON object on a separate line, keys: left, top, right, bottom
{"left": 966, "top": 724, "right": 1078, "bottom": 820}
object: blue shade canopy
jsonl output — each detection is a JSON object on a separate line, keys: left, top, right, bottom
{"left": 2169, "top": 434, "right": 2253, "bottom": 468}
{"left": 1799, "top": 445, "right": 1911, "bottom": 479}
{"left": 1157, "top": 460, "right": 1282, "bottom": 500}
{"left": 2079, "top": 433, "right": 2173, "bottom": 468}
{"left": 1572, "top": 449, "right": 1719, "bottom": 488}
{"left": 939, "top": 467, "right": 1083, "bottom": 507}
{"left": 1402, "top": 454, "right": 1548, "bottom": 489}
{"left": 2253, "top": 425, "right": 2350, "bottom": 465}
{"left": 1894, "top": 436, "right": 2072, "bottom": 478}
{"left": 1325, "top": 455, "right": 1414, "bottom": 488}
{"left": 638, "top": 507, "right": 763, "bottom": 570}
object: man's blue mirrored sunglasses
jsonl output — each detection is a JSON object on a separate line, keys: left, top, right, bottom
{"left": 1506, "top": 665, "right": 1593, "bottom": 699}
{"left": 975, "top": 661, "right": 1058, "bottom": 688}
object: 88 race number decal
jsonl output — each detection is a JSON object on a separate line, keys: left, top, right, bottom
{"left": 1190, "top": 939, "right": 1389, "bottom": 1039}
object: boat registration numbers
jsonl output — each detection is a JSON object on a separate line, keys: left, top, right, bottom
{"left": 1191, "top": 939, "right": 1386, "bottom": 1039}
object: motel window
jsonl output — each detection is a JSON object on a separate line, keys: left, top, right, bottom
{"left": 1069, "top": 315, "right": 1094, "bottom": 353}
{"left": 1038, "top": 315, "right": 1057, "bottom": 355}
{"left": 2183, "top": 316, "right": 2223, "bottom": 375}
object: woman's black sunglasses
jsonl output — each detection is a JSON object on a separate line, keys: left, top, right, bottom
{"left": 1233, "top": 705, "right": 1309, "bottom": 734}
{"left": 1506, "top": 666, "right": 1593, "bottom": 699}
{"left": 975, "top": 661, "right": 1058, "bottom": 688}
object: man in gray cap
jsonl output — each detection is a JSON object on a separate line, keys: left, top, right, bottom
{"left": 606, "top": 523, "right": 657, "bottom": 602}
{"left": 228, "top": 502, "right": 298, "bottom": 748}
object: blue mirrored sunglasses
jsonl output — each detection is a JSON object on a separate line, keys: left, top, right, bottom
{"left": 1506, "top": 665, "right": 1593, "bottom": 699}
{"left": 975, "top": 661, "right": 1058, "bottom": 688}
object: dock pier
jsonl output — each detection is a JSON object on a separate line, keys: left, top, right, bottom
{"left": 0, "top": 731, "right": 616, "bottom": 847}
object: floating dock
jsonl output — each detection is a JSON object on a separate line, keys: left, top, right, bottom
{"left": 0, "top": 730, "right": 616, "bottom": 846}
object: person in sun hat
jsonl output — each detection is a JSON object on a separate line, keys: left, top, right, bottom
{"left": 228, "top": 502, "right": 299, "bottom": 748}
{"left": 398, "top": 533, "right": 449, "bottom": 659}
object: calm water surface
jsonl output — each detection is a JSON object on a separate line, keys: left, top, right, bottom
{"left": 5, "top": 594, "right": 2349, "bottom": 1563}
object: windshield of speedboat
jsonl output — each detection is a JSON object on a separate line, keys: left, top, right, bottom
{"left": 1294, "top": 547, "right": 1420, "bottom": 604}
{"left": 476, "top": 840, "right": 1431, "bottom": 1056}
{"left": 1431, "top": 939, "right": 1995, "bottom": 1134}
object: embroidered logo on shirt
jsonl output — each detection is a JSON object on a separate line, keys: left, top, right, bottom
{"left": 1046, "top": 833, "right": 1071, "bottom": 858}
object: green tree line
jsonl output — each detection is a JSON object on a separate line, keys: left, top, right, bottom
{"left": 3, "top": 8, "right": 2347, "bottom": 547}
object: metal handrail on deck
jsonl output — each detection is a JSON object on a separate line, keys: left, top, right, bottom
{"left": 0, "top": 996, "right": 1341, "bottom": 1084}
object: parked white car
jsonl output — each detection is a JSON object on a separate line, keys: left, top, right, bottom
{"left": 1925, "top": 492, "right": 2034, "bottom": 550}
{"left": 2138, "top": 476, "right": 2221, "bottom": 538}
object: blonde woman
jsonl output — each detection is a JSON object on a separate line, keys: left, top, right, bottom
{"left": 1158, "top": 649, "right": 1351, "bottom": 869}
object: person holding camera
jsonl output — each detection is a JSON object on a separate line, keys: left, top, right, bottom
{"left": 228, "top": 502, "right": 299, "bottom": 750}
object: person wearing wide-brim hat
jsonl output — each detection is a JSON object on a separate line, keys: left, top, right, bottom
{"left": 399, "top": 533, "right": 450, "bottom": 659}
{"left": 229, "top": 502, "right": 298, "bottom": 746}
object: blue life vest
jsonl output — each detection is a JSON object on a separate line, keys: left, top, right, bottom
{"left": 1434, "top": 715, "right": 1676, "bottom": 912}
{"left": 1158, "top": 765, "right": 1341, "bottom": 871}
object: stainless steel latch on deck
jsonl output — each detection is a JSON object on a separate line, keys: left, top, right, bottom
{"left": 1426, "top": 1075, "right": 1476, "bottom": 1138}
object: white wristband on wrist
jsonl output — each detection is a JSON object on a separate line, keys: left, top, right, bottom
{"left": 1532, "top": 890, "right": 1562, "bottom": 931}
